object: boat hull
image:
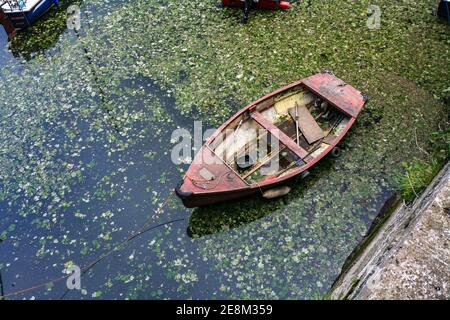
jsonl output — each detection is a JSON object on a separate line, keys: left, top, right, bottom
{"left": 4, "top": 0, "right": 54, "bottom": 30}
{"left": 176, "top": 176, "right": 292, "bottom": 208}
{"left": 175, "top": 72, "right": 366, "bottom": 208}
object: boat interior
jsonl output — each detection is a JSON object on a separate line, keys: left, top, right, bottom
{"left": 209, "top": 85, "right": 350, "bottom": 184}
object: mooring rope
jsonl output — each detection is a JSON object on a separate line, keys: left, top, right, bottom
{"left": 0, "top": 193, "right": 182, "bottom": 300}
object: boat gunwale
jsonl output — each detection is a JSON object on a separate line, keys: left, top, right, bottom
{"left": 181, "top": 76, "right": 363, "bottom": 196}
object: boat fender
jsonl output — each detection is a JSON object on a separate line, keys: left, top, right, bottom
{"left": 175, "top": 181, "right": 193, "bottom": 199}
{"left": 331, "top": 146, "right": 341, "bottom": 158}
{"left": 437, "top": 0, "right": 450, "bottom": 21}
{"left": 262, "top": 186, "right": 291, "bottom": 199}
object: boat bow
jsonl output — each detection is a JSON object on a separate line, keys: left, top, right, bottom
{"left": 178, "top": 146, "right": 248, "bottom": 196}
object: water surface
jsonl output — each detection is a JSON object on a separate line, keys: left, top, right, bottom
{"left": 0, "top": 0, "right": 448, "bottom": 299}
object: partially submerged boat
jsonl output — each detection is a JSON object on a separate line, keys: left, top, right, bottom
{"left": 0, "top": 0, "right": 57, "bottom": 30}
{"left": 175, "top": 72, "right": 367, "bottom": 208}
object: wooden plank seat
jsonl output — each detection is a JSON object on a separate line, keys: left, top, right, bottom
{"left": 251, "top": 111, "right": 309, "bottom": 160}
{"left": 288, "top": 104, "right": 325, "bottom": 144}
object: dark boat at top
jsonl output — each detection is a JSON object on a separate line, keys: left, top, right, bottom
{"left": 175, "top": 72, "right": 367, "bottom": 208}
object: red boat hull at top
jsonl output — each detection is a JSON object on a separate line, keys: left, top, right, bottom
{"left": 175, "top": 72, "right": 367, "bottom": 208}
{"left": 222, "top": 0, "right": 291, "bottom": 10}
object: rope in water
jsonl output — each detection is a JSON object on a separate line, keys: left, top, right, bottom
{"left": 1, "top": 8, "right": 188, "bottom": 300}
{"left": 0, "top": 193, "right": 182, "bottom": 300}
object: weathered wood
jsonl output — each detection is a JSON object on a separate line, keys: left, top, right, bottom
{"left": 323, "top": 135, "right": 337, "bottom": 145}
{"left": 241, "top": 120, "right": 304, "bottom": 180}
{"left": 0, "top": 9, "right": 17, "bottom": 39}
{"left": 289, "top": 104, "right": 324, "bottom": 144}
{"left": 242, "top": 142, "right": 284, "bottom": 180}
{"left": 255, "top": 97, "right": 275, "bottom": 112}
{"left": 251, "top": 111, "right": 309, "bottom": 160}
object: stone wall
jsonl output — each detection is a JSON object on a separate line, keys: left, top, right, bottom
{"left": 331, "top": 162, "right": 450, "bottom": 300}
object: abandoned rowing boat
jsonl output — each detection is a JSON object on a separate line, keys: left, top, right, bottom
{"left": 175, "top": 72, "right": 367, "bottom": 208}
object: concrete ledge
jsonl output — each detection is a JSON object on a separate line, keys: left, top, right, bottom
{"left": 331, "top": 162, "right": 450, "bottom": 300}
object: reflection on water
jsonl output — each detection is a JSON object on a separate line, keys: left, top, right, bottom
{"left": 0, "top": 0, "right": 447, "bottom": 300}
{"left": 187, "top": 178, "right": 307, "bottom": 239}
{"left": 188, "top": 198, "right": 275, "bottom": 239}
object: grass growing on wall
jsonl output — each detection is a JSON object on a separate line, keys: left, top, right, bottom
{"left": 398, "top": 130, "right": 449, "bottom": 203}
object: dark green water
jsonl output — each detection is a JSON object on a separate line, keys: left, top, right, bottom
{"left": 0, "top": 0, "right": 447, "bottom": 299}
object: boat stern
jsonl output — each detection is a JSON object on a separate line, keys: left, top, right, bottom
{"left": 302, "top": 71, "right": 367, "bottom": 119}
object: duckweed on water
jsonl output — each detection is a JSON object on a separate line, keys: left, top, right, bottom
{"left": 8, "top": 0, "right": 83, "bottom": 58}
{"left": 397, "top": 130, "right": 449, "bottom": 203}
{"left": 0, "top": 0, "right": 448, "bottom": 299}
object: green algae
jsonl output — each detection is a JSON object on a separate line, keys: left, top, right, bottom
{"left": 398, "top": 129, "right": 449, "bottom": 203}
{"left": 0, "top": 0, "right": 449, "bottom": 299}
{"left": 8, "top": 0, "right": 83, "bottom": 59}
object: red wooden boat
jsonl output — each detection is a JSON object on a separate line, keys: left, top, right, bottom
{"left": 175, "top": 72, "right": 367, "bottom": 208}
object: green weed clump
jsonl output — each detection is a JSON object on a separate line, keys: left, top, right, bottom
{"left": 398, "top": 130, "right": 449, "bottom": 203}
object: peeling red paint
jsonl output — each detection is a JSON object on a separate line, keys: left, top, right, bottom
{"left": 175, "top": 73, "right": 367, "bottom": 208}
